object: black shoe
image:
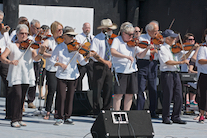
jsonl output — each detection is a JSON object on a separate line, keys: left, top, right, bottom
{"left": 162, "top": 119, "right": 172, "bottom": 124}
{"left": 151, "top": 114, "right": 159, "bottom": 119}
{"left": 172, "top": 119, "right": 187, "bottom": 124}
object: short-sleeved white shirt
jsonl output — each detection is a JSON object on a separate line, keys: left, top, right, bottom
{"left": 75, "top": 32, "right": 94, "bottom": 44}
{"left": 90, "top": 32, "right": 106, "bottom": 62}
{"left": 0, "top": 32, "right": 11, "bottom": 53}
{"left": 196, "top": 46, "right": 207, "bottom": 74}
{"left": 45, "top": 37, "right": 58, "bottom": 72}
{"left": 49, "top": 42, "right": 88, "bottom": 80}
{"left": 6, "top": 43, "right": 35, "bottom": 87}
{"left": 111, "top": 36, "right": 138, "bottom": 74}
{"left": 158, "top": 43, "right": 180, "bottom": 72}
{"left": 137, "top": 33, "right": 158, "bottom": 60}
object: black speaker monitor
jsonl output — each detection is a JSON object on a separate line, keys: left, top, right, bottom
{"left": 91, "top": 110, "right": 154, "bottom": 138}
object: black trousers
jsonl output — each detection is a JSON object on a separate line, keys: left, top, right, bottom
{"left": 45, "top": 71, "right": 57, "bottom": 112}
{"left": 76, "top": 60, "right": 94, "bottom": 91}
{"left": 27, "top": 62, "right": 40, "bottom": 103}
{"left": 161, "top": 71, "right": 183, "bottom": 121}
{"left": 136, "top": 59, "right": 158, "bottom": 115}
{"left": 0, "top": 62, "right": 12, "bottom": 118}
{"left": 93, "top": 62, "right": 112, "bottom": 115}
{"left": 56, "top": 78, "right": 77, "bottom": 119}
{"left": 11, "top": 84, "right": 29, "bottom": 123}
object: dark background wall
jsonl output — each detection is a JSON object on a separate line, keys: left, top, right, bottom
{"left": 2, "top": 0, "right": 207, "bottom": 42}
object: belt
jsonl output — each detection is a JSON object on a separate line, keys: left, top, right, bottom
{"left": 162, "top": 71, "right": 179, "bottom": 74}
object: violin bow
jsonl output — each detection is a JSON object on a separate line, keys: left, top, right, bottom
{"left": 18, "top": 31, "right": 40, "bottom": 61}
{"left": 169, "top": 18, "right": 175, "bottom": 29}
{"left": 178, "top": 33, "right": 186, "bottom": 60}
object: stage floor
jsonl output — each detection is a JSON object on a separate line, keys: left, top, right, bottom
{"left": 0, "top": 97, "right": 206, "bottom": 138}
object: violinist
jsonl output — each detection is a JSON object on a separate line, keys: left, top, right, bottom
{"left": 90, "top": 18, "right": 117, "bottom": 116}
{"left": 157, "top": 29, "right": 188, "bottom": 124}
{"left": 1, "top": 24, "right": 46, "bottom": 127}
{"left": 26, "top": 19, "right": 42, "bottom": 109}
{"left": 50, "top": 27, "right": 94, "bottom": 125}
{"left": 136, "top": 20, "right": 159, "bottom": 119}
{"left": 41, "top": 21, "right": 63, "bottom": 120}
{"left": 0, "top": 10, "right": 12, "bottom": 120}
{"left": 111, "top": 22, "right": 154, "bottom": 111}
{"left": 75, "top": 22, "right": 94, "bottom": 91}
{"left": 134, "top": 26, "right": 141, "bottom": 39}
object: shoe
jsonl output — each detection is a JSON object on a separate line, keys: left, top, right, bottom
{"left": 190, "top": 101, "right": 198, "bottom": 106}
{"left": 11, "top": 122, "right": 21, "bottom": 128}
{"left": 43, "top": 113, "right": 50, "bottom": 120}
{"left": 198, "top": 115, "right": 205, "bottom": 124}
{"left": 162, "top": 119, "right": 172, "bottom": 124}
{"left": 18, "top": 121, "right": 27, "bottom": 126}
{"left": 64, "top": 118, "right": 74, "bottom": 125}
{"left": 172, "top": 119, "right": 187, "bottom": 124}
{"left": 151, "top": 114, "right": 159, "bottom": 119}
{"left": 53, "top": 119, "right": 63, "bottom": 126}
{"left": 186, "top": 101, "right": 190, "bottom": 107}
{"left": 28, "top": 103, "right": 36, "bottom": 109}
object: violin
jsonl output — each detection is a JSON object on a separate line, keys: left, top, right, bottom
{"left": 20, "top": 39, "right": 40, "bottom": 50}
{"left": 127, "top": 38, "right": 139, "bottom": 47}
{"left": 152, "top": 33, "right": 164, "bottom": 45}
{"left": 56, "top": 36, "right": 65, "bottom": 44}
{"left": 108, "top": 34, "right": 117, "bottom": 45}
{"left": 67, "top": 39, "right": 90, "bottom": 56}
{"left": 35, "top": 34, "right": 52, "bottom": 42}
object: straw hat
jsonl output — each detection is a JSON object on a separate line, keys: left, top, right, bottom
{"left": 63, "top": 27, "right": 78, "bottom": 35}
{"left": 97, "top": 19, "right": 117, "bottom": 30}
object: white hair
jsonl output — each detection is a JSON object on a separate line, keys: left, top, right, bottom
{"left": 145, "top": 20, "right": 159, "bottom": 32}
{"left": 30, "top": 19, "right": 40, "bottom": 27}
{"left": 0, "top": 10, "right": 4, "bottom": 16}
{"left": 120, "top": 22, "right": 135, "bottom": 34}
{"left": 16, "top": 24, "right": 29, "bottom": 34}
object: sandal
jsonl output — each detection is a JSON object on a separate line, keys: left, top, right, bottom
{"left": 43, "top": 113, "right": 50, "bottom": 120}
{"left": 19, "top": 121, "right": 27, "bottom": 126}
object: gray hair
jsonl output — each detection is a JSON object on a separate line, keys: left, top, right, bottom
{"left": 0, "top": 10, "right": 4, "bottom": 16}
{"left": 30, "top": 19, "right": 40, "bottom": 27}
{"left": 145, "top": 20, "right": 159, "bottom": 32}
{"left": 120, "top": 22, "right": 135, "bottom": 34}
{"left": 63, "top": 26, "right": 74, "bottom": 34}
{"left": 16, "top": 24, "right": 29, "bottom": 34}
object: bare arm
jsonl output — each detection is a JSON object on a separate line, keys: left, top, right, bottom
{"left": 136, "top": 44, "right": 154, "bottom": 58}
{"left": 1, "top": 48, "right": 11, "bottom": 64}
{"left": 92, "top": 50, "right": 112, "bottom": 68}
{"left": 165, "top": 59, "right": 189, "bottom": 65}
{"left": 198, "top": 59, "right": 207, "bottom": 65}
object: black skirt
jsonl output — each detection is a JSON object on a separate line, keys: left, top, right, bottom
{"left": 114, "top": 71, "right": 138, "bottom": 94}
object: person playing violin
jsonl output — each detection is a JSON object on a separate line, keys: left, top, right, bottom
{"left": 41, "top": 21, "right": 63, "bottom": 120}
{"left": 75, "top": 22, "right": 94, "bottom": 91}
{"left": 50, "top": 27, "right": 95, "bottom": 125}
{"left": 0, "top": 10, "right": 13, "bottom": 120}
{"left": 90, "top": 18, "right": 117, "bottom": 116}
{"left": 136, "top": 20, "right": 160, "bottom": 119}
{"left": 1, "top": 24, "right": 46, "bottom": 127}
{"left": 157, "top": 29, "right": 189, "bottom": 124}
{"left": 111, "top": 22, "right": 154, "bottom": 111}
{"left": 25, "top": 19, "right": 42, "bottom": 109}
{"left": 134, "top": 26, "right": 141, "bottom": 39}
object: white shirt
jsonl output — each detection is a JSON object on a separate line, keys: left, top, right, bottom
{"left": 45, "top": 37, "right": 58, "bottom": 72}
{"left": 180, "top": 50, "right": 195, "bottom": 72}
{"left": 111, "top": 36, "right": 138, "bottom": 74}
{"left": 158, "top": 43, "right": 181, "bottom": 72}
{"left": 196, "top": 46, "right": 207, "bottom": 74}
{"left": 0, "top": 32, "right": 11, "bottom": 53}
{"left": 75, "top": 32, "right": 94, "bottom": 44}
{"left": 9, "top": 30, "right": 17, "bottom": 43}
{"left": 90, "top": 32, "right": 107, "bottom": 62}
{"left": 50, "top": 42, "right": 88, "bottom": 80}
{"left": 6, "top": 43, "right": 35, "bottom": 87}
{"left": 137, "top": 33, "right": 158, "bottom": 60}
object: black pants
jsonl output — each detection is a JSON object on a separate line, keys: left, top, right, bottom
{"left": 76, "top": 60, "right": 94, "bottom": 91}
{"left": 45, "top": 71, "right": 57, "bottom": 112}
{"left": 27, "top": 62, "right": 40, "bottom": 103}
{"left": 93, "top": 62, "right": 112, "bottom": 115}
{"left": 0, "top": 62, "right": 12, "bottom": 118}
{"left": 161, "top": 71, "right": 183, "bottom": 121}
{"left": 56, "top": 78, "right": 77, "bottom": 119}
{"left": 11, "top": 84, "right": 29, "bottom": 123}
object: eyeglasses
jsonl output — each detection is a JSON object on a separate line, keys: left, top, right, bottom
{"left": 67, "top": 34, "right": 75, "bottom": 37}
{"left": 188, "top": 39, "right": 195, "bottom": 41}
{"left": 33, "top": 26, "right": 41, "bottom": 30}
{"left": 20, "top": 32, "right": 29, "bottom": 35}
{"left": 126, "top": 33, "right": 134, "bottom": 37}
{"left": 135, "top": 31, "right": 141, "bottom": 33}
{"left": 57, "top": 29, "right": 63, "bottom": 32}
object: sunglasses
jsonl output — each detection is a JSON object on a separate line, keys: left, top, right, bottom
{"left": 126, "top": 33, "right": 134, "bottom": 37}
{"left": 20, "top": 32, "right": 29, "bottom": 35}
{"left": 135, "top": 31, "right": 141, "bottom": 33}
{"left": 188, "top": 39, "right": 195, "bottom": 41}
{"left": 67, "top": 34, "right": 75, "bottom": 37}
